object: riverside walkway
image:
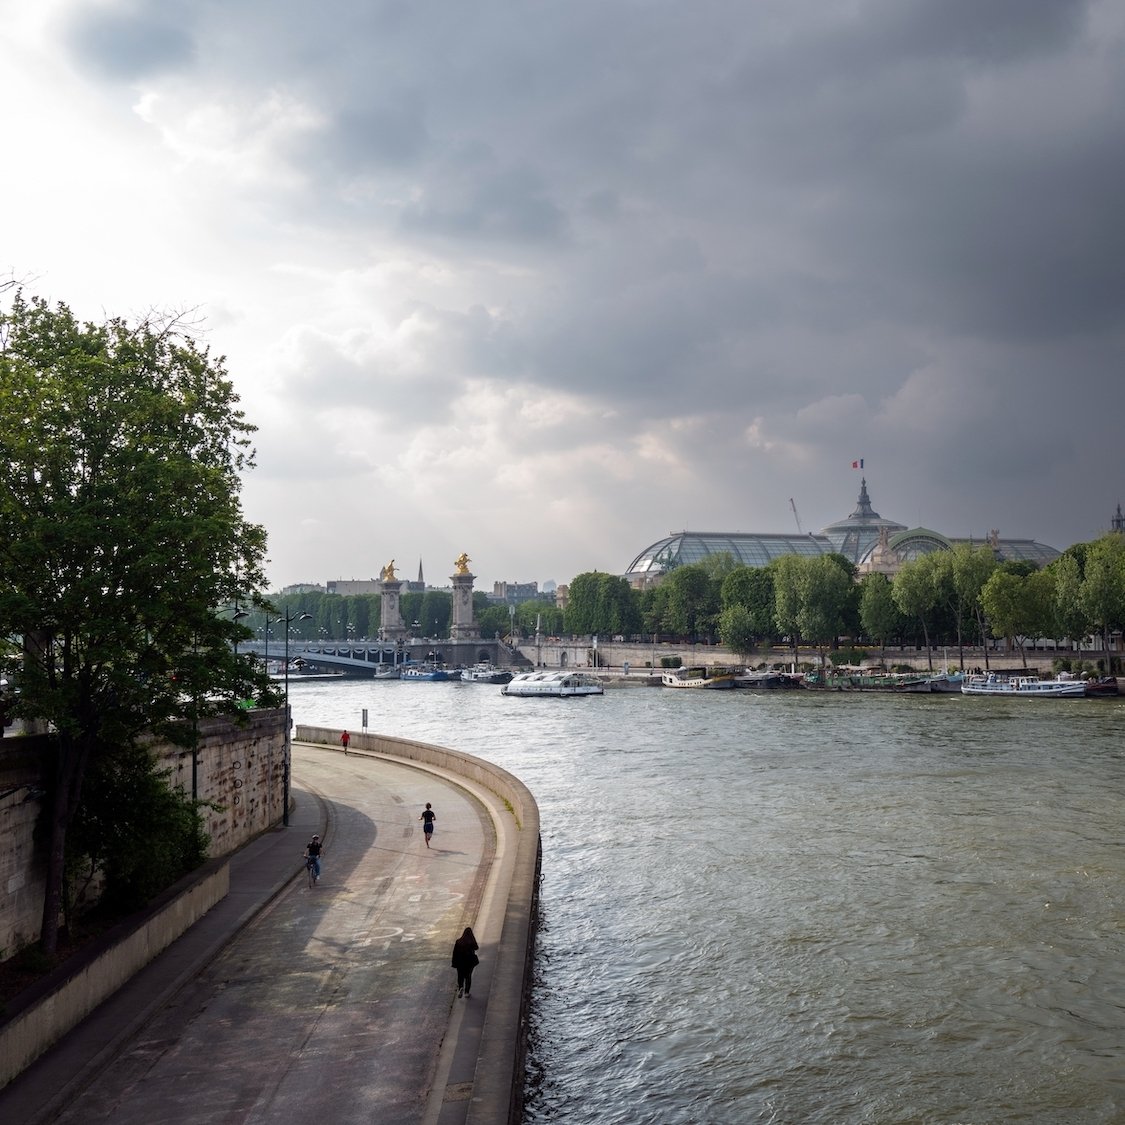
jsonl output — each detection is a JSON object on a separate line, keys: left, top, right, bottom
{"left": 0, "top": 740, "right": 533, "bottom": 1125}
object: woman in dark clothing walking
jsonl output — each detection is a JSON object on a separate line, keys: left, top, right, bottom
{"left": 451, "top": 926, "right": 479, "bottom": 998}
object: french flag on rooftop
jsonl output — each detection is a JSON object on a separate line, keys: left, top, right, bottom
{"left": 851, "top": 458, "right": 864, "bottom": 469}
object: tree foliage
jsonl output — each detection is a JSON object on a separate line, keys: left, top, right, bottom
{"left": 0, "top": 293, "right": 269, "bottom": 951}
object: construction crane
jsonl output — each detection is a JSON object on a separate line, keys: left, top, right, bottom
{"left": 789, "top": 498, "right": 804, "bottom": 535}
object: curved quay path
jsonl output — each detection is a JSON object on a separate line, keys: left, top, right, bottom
{"left": 44, "top": 736, "right": 540, "bottom": 1125}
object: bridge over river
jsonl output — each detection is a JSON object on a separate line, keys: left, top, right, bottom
{"left": 239, "top": 638, "right": 522, "bottom": 677}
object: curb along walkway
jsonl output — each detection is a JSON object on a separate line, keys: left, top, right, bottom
{"left": 0, "top": 740, "right": 536, "bottom": 1125}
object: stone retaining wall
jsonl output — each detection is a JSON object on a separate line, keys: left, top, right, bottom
{"left": 0, "top": 860, "right": 229, "bottom": 1090}
{"left": 0, "top": 709, "right": 285, "bottom": 961}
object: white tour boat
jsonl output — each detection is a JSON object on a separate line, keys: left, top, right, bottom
{"left": 501, "top": 670, "right": 605, "bottom": 697}
{"left": 960, "top": 673, "right": 1086, "bottom": 698}
{"left": 661, "top": 665, "right": 738, "bottom": 689}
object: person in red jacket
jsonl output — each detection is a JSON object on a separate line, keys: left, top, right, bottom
{"left": 341, "top": 729, "right": 350, "bottom": 754}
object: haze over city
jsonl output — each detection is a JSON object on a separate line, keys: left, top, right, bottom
{"left": 4, "top": 1, "right": 1124, "bottom": 590}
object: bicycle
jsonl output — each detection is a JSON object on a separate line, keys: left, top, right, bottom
{"left": 304, "top": 854, "right": 319, "bottom": 888}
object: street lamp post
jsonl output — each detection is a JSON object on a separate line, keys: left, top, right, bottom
{"left": 281, "top": 610, "right": 312, "bottom": 827}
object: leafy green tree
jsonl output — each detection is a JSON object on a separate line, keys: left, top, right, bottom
{"left": 419, "top": 590, "right": 451, "bottom": 637}
{"left": 721, "top": 566, "right": 776, "bottom": 641}
{"left": 1051, "top": 553, "right": 1089, "bottom": 656}
{"left": 1080, "top": 534, "right": 1125, "bottom": 673}
{"left": 516, "top": 600, "right": 564, "bottom": 637}
{"left": 892, "top": 556, "right": 940, "bottom": 670}
{"left": 771, "top": 555, "right": 805, "bottom": 666}
{"left": 797, "top": 555, "right": 854, "bottom": 668}
{"left": 980, "top": 567, "right": 1055, "bottom": 668}
{"left": 858, "top": 573, "right": 903, "bottom": 663}
{"left": 718, "top": 604, "right": 758, "bottom": 657}
{"left": 0, "top": 294, "right": 268, "bottom": 952}
{"left": 564, "top": 572, "right": 640, "bottom": 637}
{"left": 950, "top": 545, "right": 998, "bottom": 670}
{"left": 638, "top": 583, "right": 671, "bottom": 637}
{"left": 67, "top": 742, "right": 208, "bottom": 917}
{"left": 477, "top": 605, "right": 512, "bottom": 639}
{"left": 664, "top": 564, "right": 719, "bottom": 640}
{"left": 563, "top": 572, "right": 603, "bottom": 635}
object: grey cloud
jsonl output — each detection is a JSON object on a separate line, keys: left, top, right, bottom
{"left": 63, "top": 4, "right": 195, "bottom": 80}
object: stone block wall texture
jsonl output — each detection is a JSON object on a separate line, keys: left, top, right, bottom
{"left": 0, "top": 708, "right": 286, "bottom": 959}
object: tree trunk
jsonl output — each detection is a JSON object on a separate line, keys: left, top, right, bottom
{"left": 39, "top": 734, "right": 89, "bottom": 954}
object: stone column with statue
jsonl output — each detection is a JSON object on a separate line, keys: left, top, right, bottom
{"left": 450, "top": 553, "right": 479, "bottom": 640}
{"left": 377, "top": 560, "right": 407, "bottom": 641}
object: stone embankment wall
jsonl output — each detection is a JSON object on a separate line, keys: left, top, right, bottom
{"left": 0, "top": 709, "right": 286, "bottom": 959}
{"left": 514, "top": 639, "right": 1096, "bottom": 674}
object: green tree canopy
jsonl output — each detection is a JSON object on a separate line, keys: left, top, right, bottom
{"left": 858, "top": 573, "right": 904, "bottom": 662}
{"left": 1079, "top": 534, "right": 1125, "bottom": 674}
{"left": 0, "top": 293, "right": 269, "bottom": 952}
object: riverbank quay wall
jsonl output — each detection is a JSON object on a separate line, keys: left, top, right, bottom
{"left": 296, "top": 724, "right": 541, "bottom": 1125}
{"left": 0, "top": 709, "right": 286, "bottom": 960}
{"left": 515, "top": 638, "right": 1102, "bottom": 674}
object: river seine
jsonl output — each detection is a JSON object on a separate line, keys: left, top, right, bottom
{"left": 286, "top": 677, "right": 1124, "bottom": 1124}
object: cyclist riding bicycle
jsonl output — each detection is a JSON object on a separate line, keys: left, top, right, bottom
{"left": 305, "top": 834, "right": 323, "bottom": 883}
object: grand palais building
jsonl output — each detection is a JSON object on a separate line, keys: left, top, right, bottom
{"left": 623, "top": 478, "right": 1062, "bottom": 586}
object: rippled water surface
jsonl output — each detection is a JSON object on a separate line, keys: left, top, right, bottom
{"left": 288, "top": 679, "right": 1125, "bottom": 1124}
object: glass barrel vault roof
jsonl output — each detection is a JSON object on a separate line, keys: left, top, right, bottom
{"left": 626, "top": 532, "right": 829, "bottom": 576}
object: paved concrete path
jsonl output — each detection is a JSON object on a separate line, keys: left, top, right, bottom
{"left": 0, "top": 744, "right": 512, "bottom": 1125}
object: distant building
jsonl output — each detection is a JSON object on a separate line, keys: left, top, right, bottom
{"left": 326, "top": 579, "right": 381, "bottom": 596}
{"left": 623, "top": 478, "right": 1062, "bottom": 586}
{"left": 489, "top": 580, "right": 548, "bottom": 605}
{"left": 280, "top": 582, "right": 324, "bottom": 595}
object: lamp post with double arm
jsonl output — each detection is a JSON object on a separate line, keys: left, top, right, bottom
{"left": 282, "top": 610, "right": 312, "bottom": 826}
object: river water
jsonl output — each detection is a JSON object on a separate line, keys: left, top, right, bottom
{"left": 286, "top": 678, "right": 1125, "bottom": 1124}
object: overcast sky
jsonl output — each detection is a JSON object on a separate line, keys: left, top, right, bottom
{"left": 5, "top": 0, "right": 1124, "bottom": 591}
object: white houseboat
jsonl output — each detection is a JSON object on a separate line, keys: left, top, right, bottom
{"left": 961, "top": 673, "right": 1086, "bottom": 698}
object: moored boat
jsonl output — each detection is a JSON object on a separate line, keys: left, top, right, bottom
{"left": 661, "top": 665, "right": 738, "bottom": 689}
{"left": 961, "top": 673, "right": 1086, "bottom": 698}
{"left": 732, "top": 670, "right": 803, "bottom": 690}
{"left": 460, "top": 662, "right": 513, "bottom": 685}
{"left": 401, "top": 662, "right": 458, "bottom": 682}
{"left": 1084, "top": 676, "right": 1120, "bottom": 698}
{"left": 501, "top": 670, "right": 604, "bottom": 697}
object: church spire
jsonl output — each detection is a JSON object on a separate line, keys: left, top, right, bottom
{"left": 417, "top": 557, "right": 424, "bottom": 585}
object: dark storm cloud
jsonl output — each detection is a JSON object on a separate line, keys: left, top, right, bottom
{"left": 32, "top": 0, "right": 1124, "bottom": 570}
{"left": 62, "top": 2, "right": 195, "bottom": 80}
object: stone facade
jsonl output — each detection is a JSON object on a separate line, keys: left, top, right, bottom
{"left": 449, "top": 571, "right": 479, "bottom": 640}
{"left": 0, "top": 708, "right": 286, "bottom": 960}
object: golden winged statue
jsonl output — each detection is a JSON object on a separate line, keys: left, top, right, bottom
{"left": 454, "top": 552, "right": 471, "bottom": 575}
{"left": 381, "top": 559, "right": 397, "bottom": 581}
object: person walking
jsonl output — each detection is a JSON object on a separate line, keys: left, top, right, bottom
{"left": 451, "top": 926, "right": 479, "bottom": 998}
{"left": 305, "top": 834, "right": 323, "bottom": 883}
{"left": 419, "top": 802, "right": 436, "bottom": 847}
{"left": 341, "top": 729, "right": 350, "bottom": 754}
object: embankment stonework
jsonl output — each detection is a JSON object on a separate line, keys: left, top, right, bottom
{"left": 0, "top": 709, "right": 286, "bottom": 960}
{"left": 0, "top": 862, "right": 230, "bottom": 1090}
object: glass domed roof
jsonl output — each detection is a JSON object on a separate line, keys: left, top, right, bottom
{"left": 623, "top": 480, "right": 1062, "bottom": 581}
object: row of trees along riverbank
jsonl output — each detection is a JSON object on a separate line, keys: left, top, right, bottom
{"left": 259, "top": 541, "right": 1125, "bottom": 676}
